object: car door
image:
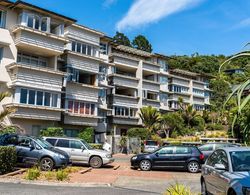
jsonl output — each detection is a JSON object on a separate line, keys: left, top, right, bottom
{"left": 69, "top": 140, "right": 89, "bottom": 163}
{"left": 173, "top": 146, "right": 192, "bottom": 168}
{"left": 152, "top": 146, "right": 174, "bottom": 168}
{"left": 55, "top": 139, "right": 71, "bottom": 157}
{"left": 204, "top": 150, "right": 229, "bottom": 194}
{"left": 15, "top": 136, "right": 40, "bottom": 165}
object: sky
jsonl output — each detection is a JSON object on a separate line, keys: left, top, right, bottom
{"left": 23, "top": 0, "right": 250, "bottom": 56}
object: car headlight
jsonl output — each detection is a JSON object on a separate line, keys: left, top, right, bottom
{"left": 131, "top": 156, "right": 137, "bottom": 160}
{"left": 58, "top": 154, "right": 66, "bottom": 159}
{"left": 106, "top": 154, "right": 112, "bottom": 158}
{"left": 242, "top": 187, "right": 250, "bottom": 195}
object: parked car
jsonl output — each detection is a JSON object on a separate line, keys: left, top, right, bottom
{"left": 43, "top": 137, "right": 114, "bottom": 168}
{"left": 0, "top": 134, "right": 71, "bottom": 171}
{"left": 143, "top": 140, "right": 159, "bottom": 153}
{"left": 201, "top": 147, "right": 250, "bottom": 195}
{"left": 131, "top": 145, "right": 205, "bottom": 173}
{"left": 198, "top": 142, "right": 240, "bottom": 160}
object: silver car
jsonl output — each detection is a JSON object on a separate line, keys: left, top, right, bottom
{"left": 143, "top": 140, "right": 159, "bottom": 153}
{"left": 201, "top": 147, "right": 250, "bottom": 195}
{"left": 43, "top": 137, "right": 114, "bottom": 168}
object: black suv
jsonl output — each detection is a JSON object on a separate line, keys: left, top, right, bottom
{"left": 131, "top": 145, "right": 204, "bottom": 173}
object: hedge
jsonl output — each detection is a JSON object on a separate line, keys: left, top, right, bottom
{"left": 0, "top": 146, "right": 17, "bottom": 175}
{"left": 89, "top": 143, "right": 102, "bottom": 149}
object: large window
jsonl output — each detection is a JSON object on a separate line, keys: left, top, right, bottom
{"left": 0, "top": 10, "right": 6, "bottom": 28}
{"left": 19, "top": 88, "right": 59, "bottom": 108}
{"left": 67, "top": 100, "right": 95, "bottom": 116}
{"left": 71, "top": 41, "right": 99, "bottom": 57}
{"left": 17, "top": 52, "right": 48, "bottom": 67}
{"left": 114, "top": 107, "right": 136, "bottom": 117}
{"left": 100, "top": 43, "right": 108, "bottom": 55}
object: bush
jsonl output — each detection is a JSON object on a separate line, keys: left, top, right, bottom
{"left": 40, "top": 127, "right": 64, "bottom": 137}
{"left": 192, "top": 116, "right": 205, "bottom": 132}
{"left": 64, "top": 166, "right": 81, "bottom": 174}
{"left": 25, "top": 167, "right": 41, "bottom": 180}
{"left": 163, "top": 183, "right": 192, "bottom": 195}
{"left": 0, "top": 126, "right": 16, "bottom": 135}
{"left": 89, "top": 143, "right": 102, "bottom": 149}
{"left": 56, "top": 169, "right": 69, "bottom": 181}
{"left": 44, "top": 171, "right": 55, "bottom": 180}
{"left": 78, "top": 127, "right": 94, "bottom": 143}
{"left": 127, "top": 128, "right": 150, "bottom": 140}
{"left": 206, "top": 124, "right": 224, "bottom": 131}
{"left": 0, "top": 146, "right": 16, "bottom": 175}
{"left": 151, "top": 134, "right": 163, "bottom": 146}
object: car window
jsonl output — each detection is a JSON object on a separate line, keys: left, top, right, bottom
{"left": 70, "top": 140, "right": 83, "bottom": 149}
{"left": 230, "top": 151, "right": 250, "bottom": 172}
{"left": 56, "top": 139, "right": 69, "bottom": 148}
{"left": 18, "top": 137, "right": 32, "bottom": 147}
{"left": 207, "top": 150, "right": 228, "bottom": 169}
{"left": 145, "top": 141, "right": 157, "bottom": 146}
{"left": 157, "top": 147, "right": 174, "bottom": 155}
{"left": 199, "top": 144, "right": 214, "bottom": 151}
{"left": 45, "top": 138, "right": 57, "bottom": 146}
{"left": 175, "top": 147, "right": 191, "bottom": 154}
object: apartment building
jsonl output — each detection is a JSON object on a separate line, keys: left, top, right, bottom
{"left": 0, "top": 1, "right": 211, "bottom": 141}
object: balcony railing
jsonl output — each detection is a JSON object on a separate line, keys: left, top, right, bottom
{"left": 143, "top": 80, "right": 160, "bottom": 91}
{"left": 111, "top": 94, "right": 139, "bottom": 108}
{"left": 109, "top": 74, "right": 139, "bottom": 88}
{"left": 143, "top": 61, "right": 160, "bottom": 72}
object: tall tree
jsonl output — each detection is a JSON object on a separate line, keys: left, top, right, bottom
{"left": 132, "top": 35, "right": 152, "bottom": 53}
{"left": 112, "top": 31, "right": 131, "bottom": 47}
{"left": 139, "top": 106, "right": 160, "bottom": 135}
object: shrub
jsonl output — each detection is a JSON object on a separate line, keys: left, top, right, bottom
{"left": 206, "top": 124, "right": 224, "bottom": 131}
{"left": 151, "top": 134, "right": 163, "bottom": 146}
{"left": 0, "top": 126, "right": 16, "bottom": 135}
{"left": 64, "top": 166, "right": 81, "bottom": 174}
{"left": 44, "top": 171, "right": 55, "bottom": 180}
{"left": 78, "top": 127, "right": 94, "bottom": 143}
{"left": 127, "top": 128, "right": 150, "bottom": 140}
{"left": 40, "top": 127, "right": 64, "bottom": 137}
{"left": 0, "top": 146, "right": 16, "bottom": 175}
{"left": 163, "top": 183, "right": 192, "bottom": 195}
{"left": 56, "top": 169, "right": 69, "bottom": 181}
{"left": 25, "top": 167, "right": 41, "bottom": 180}
{"left": 89, "top": 143, "right": 102, "bottom": 149}
{"left": 192, "top": 116, "right": 205, "bottom": 132}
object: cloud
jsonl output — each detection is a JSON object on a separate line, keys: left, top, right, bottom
{"left": 116, "top": 0, "right": 203, "bottom": 31}
{"left": 233, "top": 18, "right": 250, "bottom": 29}
{"left": 103, "top": 0, "right": 117, "bottom": 8}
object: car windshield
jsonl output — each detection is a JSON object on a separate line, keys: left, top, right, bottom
{"left": 81, "top": 140, "right": 93, "bottom": 150}
{"left": 230, "top": 151, "right": 250, "bottom": 172}
{"left": 35, "top": 138, "right": 53, "bottom": 149}
{"left": 145, "top": 141, "right": 157, "bottom": 146}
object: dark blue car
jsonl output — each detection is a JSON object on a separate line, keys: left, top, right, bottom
{"left": 0, "top": 134, "right": 71, "bottom": 171}
{"left": 131, "top": 145, "right": 204, "bottom": 173}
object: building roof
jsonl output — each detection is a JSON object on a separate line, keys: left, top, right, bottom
{"left": 71, "top": 23, "right": 104, "bottom": 36}
{"left": 115, "top": 45, "right": 152, "bottom": 57}
{"left": 171, "top": 69, "right": 199, "bottom": 77}
{"left": 10, "top": 0, "right": 77, "bottom": 23}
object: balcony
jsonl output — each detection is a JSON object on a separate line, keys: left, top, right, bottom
{"left": 109, "top": 74, "right": 139, "bottom": 88}
{"left": 111, "top": 54, "right": 139, "bottom": 68}
{"left": 12, "top": 25, "right": 68, "bottom": 56}
{"left": 5, "top": 103, "right": 62, "bottom": 121}
{"left": 66, "top": 82, "right": 99, "bottom": 103}
{"left": 111, "top": 116, "right": 139, "bottom": 125}
{"left": 170, "top": 78, "right": 190, "bottom": 87}
{"left": 142, "top": 99, "right": 161, "bottom": 108}
{"left": 64, "top": 113, "right": 99, "bottom": 126}
{"left": 143, "top": 61, "right": 160, "bottom": 73}
{"left": 168, "top": 94, "right": 190, "bottom": 103}
{"left": 143, "top": 80, "right": 160, "bottom": 92}
{"left": 193, "top": 81, "right": 204, "bottom": 90}
{"left": 6, "top": 63, "right": 65, "bottom": 92}
{"left": 193, "top": 97, "right": 205, "bottom": 104}
{"left": 111, "top": 94, "right": 139, "bottom": 108}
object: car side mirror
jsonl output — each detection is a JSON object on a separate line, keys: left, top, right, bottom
{"left": 214, "top": 164, "right": 226, "bottom": 170}
{"left": 155, "top": 152, "right": 159, "bottom": 157}
{"left": 81, "top": 146, "right": 85, "bottom": 151}
{"left": 29, "top": 143, "right": 35, "bottom": 150}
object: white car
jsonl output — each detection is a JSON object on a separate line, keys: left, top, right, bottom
{"left": 43, "top": 137, "right": 114, "bottom": 168}
{"left": 143, "top": 140, "right": 159, "bottom": 153}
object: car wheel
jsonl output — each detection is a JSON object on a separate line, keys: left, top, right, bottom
{"left": 201, "top": 180, "right": 208, "bottom": 195}
{"left": 187, "top": 161, "right": 200, "bottom": 173}
{"left": 40, "top": 157, "right": 54, "bottom": 171}
{"left": 228, "top": 189, "right": 236, "bottom": 195}
{"left": 89, "top": 156, "right": 102, "bottom": 168}
{"left": 139, "top": 160, "right": 151, "bottom": 171}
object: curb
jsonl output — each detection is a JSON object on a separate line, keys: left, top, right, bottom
{"left": 0, "top": 178, "right": 112, "bottom": 188}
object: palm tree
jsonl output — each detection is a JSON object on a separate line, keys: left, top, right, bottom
{"left": 139, "top": 106, "right": 161, "bottom": 135}
{"left": 0, "top": 91, "right": 13, "bottom": 124}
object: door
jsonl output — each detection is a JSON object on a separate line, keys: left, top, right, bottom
{"left": 173, "top": 146, "right": 192, "bottom": 168}
{"left": 69, "top": 140, "right": 89, "bottom": 163}
{"left": 55, "top": 139, "right": 71, "bottom": 157}
{"left": 152, "top": 146, "right": 174, "bottom": 168}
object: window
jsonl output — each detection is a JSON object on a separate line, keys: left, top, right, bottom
{"left": 0, "top": 10, "right": 6, "bottom": 28}
{"left": 71, "top": 42, "right": 76, "bottom": 51}
{"left": 175, "top": 147, "right": 191, "bottom": 154}
{"left": 68, "top": 101, "right": 73, "bottom": 113}
{"left": 52, "top": 94, "right": 58, "bottom": 107}
{"left": 44, "top": 92, "right": 51, "bottom": 106}
{"left": 87, "top": 45, "right": 92, "bottom": 56}
{"left": 67, "top": 100, "right": 95, "bottom": 115}
{"left": 18, "top": 137, "right": 32, "bottom": 148}
{"left": 159, "top": 76, "right": 168, "bottom": 84}
{"left": 17, "top": 53, "right": 48, "bottom": 67}
{"left": 56, "top": 139, "right": 70, "bottom": 148}
{"left": 114, "top": 106, "right": 136, "bottom": 117}
{"left": 207, "top": 150, "right": 228, "bottom": 169}
{"left": 64, "top": 129, "right": 78, "bottom": 137}
{"left": 74, "top": 102, "right": 79, "bottom": 114}
{"left": 28, "top": 90, "right": 35, "bottom": 105}
{"left": 157, "top": 147, "right": 174, "bottom": 155}
{"left": 91, "top": 104, "right": 95, "bottom": 115}
{"left": 36, "top": 91, "right": 43, "bottom": 105}
{"left": 199, "top": 144, "right": 213, "bottom": 152}
{"left": 70, "top": 140, "right": 83, "bottom": 149}
{"left": 0, "top": 47, "right": 3, "bottom": 64}
{"left": 76, "top": 43, "right": 81, "bottom": 53}
{"left": 85, "top": 104, "right": 90, "bottom": 114}
{"left": 71, "top": 41, "right": 98, "bottom": 57}
{"left": 46, "top": 138, "right": 57, "bottom": 146}
{"left": 20, "top": 89, "right": 28, "bottom": 104}
{"left": 100, "top": 43, "right": 108, "bottom": 55}
{"left": 80, "top": 103, "right": 85, "bottom": 114}
{"left": 160, "top": 93, "right": 168, "bottom": 102}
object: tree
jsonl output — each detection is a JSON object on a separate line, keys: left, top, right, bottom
{"left": 0, "top": 92, "right": 13, "bottom": 125}
{"left": 132, "top": 35, "right": 152, "bottom": 53}
{"left": 78, "top": 127, "right": 94, "bottom": 143}
{"left": 112, "top": 31, "right": 131, "bottom": 47}
{"left": 40, "top": 127, "right": 64, "bottom": 137}
{"left": 139, "top": 106, "right": 160, "bottom": 135}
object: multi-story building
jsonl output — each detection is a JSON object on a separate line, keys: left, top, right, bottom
{"left": 0, "top": 1, "right": 211, "bottom": 142}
